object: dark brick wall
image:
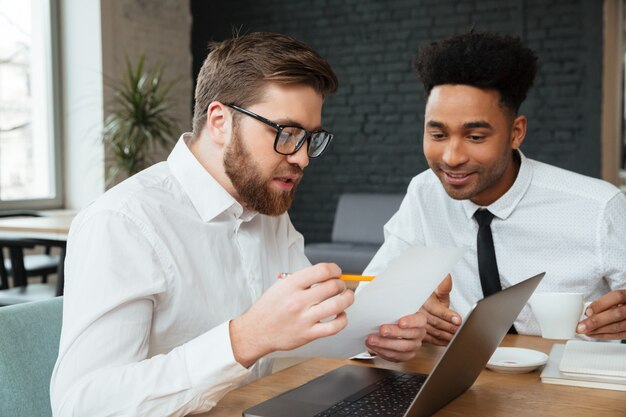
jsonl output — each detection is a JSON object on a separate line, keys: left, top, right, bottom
{"left": 190, "top": 0, "right": 603, "bottom": 243}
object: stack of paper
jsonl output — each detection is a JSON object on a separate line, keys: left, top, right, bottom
{"left": 540, "top": 340, "right": 626, "bottom": 391}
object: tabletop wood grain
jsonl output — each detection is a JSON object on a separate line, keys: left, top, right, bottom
{"left": 199, "top": 335, "right": 626, "bottom": 417}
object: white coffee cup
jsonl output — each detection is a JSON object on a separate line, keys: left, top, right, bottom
{"left": 529, "top": 292, "right": 588, "bottom": 339}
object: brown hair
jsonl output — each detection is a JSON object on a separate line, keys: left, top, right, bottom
{"left": 192, "top": 32, "right": 339, "bottom": 136}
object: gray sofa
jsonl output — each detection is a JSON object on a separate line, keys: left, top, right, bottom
{"left": 304, "top": 193, "right": 404, "bottom": 274}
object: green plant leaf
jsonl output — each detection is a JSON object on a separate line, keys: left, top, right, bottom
{"left": 101, "top": 54, "right": 178, "bottom": 184}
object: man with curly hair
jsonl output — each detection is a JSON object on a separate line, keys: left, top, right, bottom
{"left": 364, "top": 31, "right": 626, "bottom": 345}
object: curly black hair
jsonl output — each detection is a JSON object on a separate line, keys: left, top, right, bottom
{"left": 414, "top": 31, "right": 538, "bottom": 114}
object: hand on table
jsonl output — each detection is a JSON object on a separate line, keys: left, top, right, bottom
{"left": 418, "top": 275, "right": 462, "bottom": 346}
{"left": 576, "top": 290, "right": 626, "bottom": 340}
{"left": 230, "top": 263, "right": 354, "bottom": 367}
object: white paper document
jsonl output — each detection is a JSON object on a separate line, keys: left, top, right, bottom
{"left": 269, "top": 246, "right": 466, "bottom": 359}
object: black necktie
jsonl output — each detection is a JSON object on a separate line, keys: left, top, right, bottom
{"left": 474, "top": 209, "right": 517, "bottom": 334}
{"left": 474, "top": 209, "right": 502, "bottom": 296}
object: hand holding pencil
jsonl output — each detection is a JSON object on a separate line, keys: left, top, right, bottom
{"left": 230, "top": 263, "right": 354, "bottom": 368}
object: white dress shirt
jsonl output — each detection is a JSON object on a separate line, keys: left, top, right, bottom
{"left": 51, "top": 134, "right": 311, "bottom": 416}
{"left": 364, "top": 151, "right": 626, "bottom": 335}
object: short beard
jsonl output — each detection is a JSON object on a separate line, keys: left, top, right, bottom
{"left": 223, "top": 128, "right": 300, "bottom": 216}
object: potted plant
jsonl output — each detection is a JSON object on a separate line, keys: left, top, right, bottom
{"left": 102, "top": 56, "right": 177, "bottom": 186}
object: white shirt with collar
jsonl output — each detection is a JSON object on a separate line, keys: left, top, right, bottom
{"left": 364, "top": 151, "right": 626, "bottom": 335}
{"left": 51, "top": 134, "right": 311, "bottom": 416}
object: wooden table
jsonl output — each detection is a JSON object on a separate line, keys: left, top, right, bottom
{"left": 200, "top": 335, "right": 625, "bottom": 417}
{"left": 0, "top": 211, "right": 74, "bottom": 239}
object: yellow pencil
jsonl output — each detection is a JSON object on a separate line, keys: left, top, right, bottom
{"left": 340, "top": 274, "right": 376, "bottom": 282}
{"left": 277, "top": 272, "right": 376, "bottom": 281}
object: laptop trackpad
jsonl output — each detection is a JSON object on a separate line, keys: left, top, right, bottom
{"left": 281, "top": 365, "right": 396, "bottom": 405}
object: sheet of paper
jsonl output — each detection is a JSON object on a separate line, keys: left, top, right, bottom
{"left": 559, "top": 340, "right": 626, "bottom": 379}
{"left": 269, "top": 246, "right": 466, "bottom": 358}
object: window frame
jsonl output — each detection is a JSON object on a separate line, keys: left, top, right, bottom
{"left": 0, "top": 0, "right": 63, "bottom": 210}
{"left": 602, "top": 0, "right": 625, "bottom": 187}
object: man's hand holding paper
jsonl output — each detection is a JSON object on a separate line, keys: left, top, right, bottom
{"left": 269, "top": 246, "right": 466, "bottom": 359}
{"left": 231, "top": 263, "right": 354, "bottom": 367}
{"left": 365, "top": 311, "right": 428, "bottom": 362}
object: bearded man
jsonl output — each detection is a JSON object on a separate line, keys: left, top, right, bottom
{"left": 50, "top": 32, "right": 427, "bottom": 417}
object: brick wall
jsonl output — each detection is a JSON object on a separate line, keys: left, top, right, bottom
{"left": 190, "top": 0, "right": 603, "bottom": 243}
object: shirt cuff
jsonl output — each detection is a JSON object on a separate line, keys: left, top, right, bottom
{"left": 183, "top": 321, "right": 251, "bottom": 390}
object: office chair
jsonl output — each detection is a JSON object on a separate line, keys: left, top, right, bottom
{"left": 0, "top": 212, "right": 65, "bottom": 305}
{"left": 0, "top": 237, "right": 64, "bottom": 305}
{"left": 0, "top": 211, "right": 60, "bottom": 290}
{"left": 0, "top": 297, "right": 63, "bottom": 417}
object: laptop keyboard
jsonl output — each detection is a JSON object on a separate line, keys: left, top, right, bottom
{"left": 313, "top": 372, "right": 427, "bottom": 417}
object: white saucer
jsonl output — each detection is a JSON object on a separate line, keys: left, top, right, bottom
{"left": 486, "top": 347, "right": 549, "bottom": 374}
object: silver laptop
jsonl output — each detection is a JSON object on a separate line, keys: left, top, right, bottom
{"left": 243, "top": 272, "right": 544, "bottom": 417}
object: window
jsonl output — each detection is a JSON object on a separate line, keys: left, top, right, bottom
{"left": 0, "top": 0, "right": 62, "bottom": 209}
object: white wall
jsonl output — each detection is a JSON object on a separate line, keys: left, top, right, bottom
{"left": 59, "top": 0, "right": 192, "bottom": 208}
{"left": 60, "top": 0, "right": 105, "bottom": 210}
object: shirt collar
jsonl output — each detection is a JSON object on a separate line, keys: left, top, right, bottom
{"left": 461, "top": 150, "right": 533, "bottom": 221}
{"left": 167, "top": 133, "right": 257, "bottom": 222}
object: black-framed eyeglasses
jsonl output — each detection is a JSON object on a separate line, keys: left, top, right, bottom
{"left": 226, "top": 104, "right": 333, "bottom": 158}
